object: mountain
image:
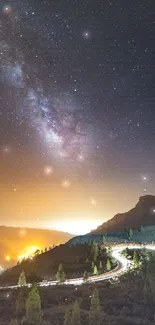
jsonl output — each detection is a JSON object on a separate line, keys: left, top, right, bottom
{"left": 0, "top": 226, "right": 73, "bottom": 267}
{"left": 91, "top": 195, "right": 155, "bottom": 234}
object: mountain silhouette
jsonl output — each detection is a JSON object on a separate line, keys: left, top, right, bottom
{"left": 91, "top": 195, "right": 155, "bottom": 234}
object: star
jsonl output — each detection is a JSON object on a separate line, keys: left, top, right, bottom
{"left": 90, "top": 198, "right": 97, "bottom": 206}
{"left": 77, "top": 154, "right": 84, "bottom": 162}
{"left": 44, "top": 165, "right": 54, "bottom": 176}
{"left": 4, "top": 147, "right": 9, "bottom": 153}
{"left": 82, "top": 31, "right": 91, "bottom": 39}
{"left": 2, "top": 5, "right": 12, "bottom": 14}
{"left": 2, "top": 146, "right": 11, "bottom": 154}
{"left": 61, "top": 180, "right": 71, "bottom": 189}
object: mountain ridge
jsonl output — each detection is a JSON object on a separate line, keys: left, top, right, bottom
{"left": 91, "top": 195, "right": 155, "bottom": 234}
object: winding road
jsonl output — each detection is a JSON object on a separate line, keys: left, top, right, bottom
{"left": 1, "top": 243, "right": 155, "bottom": 290}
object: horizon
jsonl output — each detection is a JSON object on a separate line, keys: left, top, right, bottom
{"left": 1, "top": 193, "right": 155, "bottom": 235}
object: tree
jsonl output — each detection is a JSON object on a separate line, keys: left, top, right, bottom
{"left": 56, "top": 263, "right": 66, "bottom": 283}
{"left": 93, "top": 265, "right": 98, "bottom": 275}
{"left": 106, "top": 259, "right": 111, "bottom": 272}
{"left": 25, "top": 283, "right": 43, "bottom": 325}
{"left": 83, "top": 271, "right": 89, "bottom": 282}
{"left": 10, "top": 320, "right": 18, "bottom": 325}
{"left": 129, "top": 228, "right": 133, "bottom": 240}
{"left": 93, "top": 244, "right": 99, "bottom": 263}
{"left": 16, "top": 289, "right": 25, "bottom": 315}
{"left": 90, "top": 241, "right": 96, "bottom": 256}
{"left": 133, "top": 251, "right": 139, "bottom": 268}
{"left": 102, "top": 233, "right": 107, "bottom": 242}
{"left": 18, "top": 270, "right": 26, "bottom": 287}
{"left": 64, "top": 308, "right": 71, "bottom": 325}
{"left": 140, "top": 225, "right": 144, "bottom": 233}
{"left": 89, "top": 289, "right": 101, "bottom": 325}
{"left": 106, "top": 244, "right": 112, "bottom": 256}
{"left": 99, "top": 261, "right": 103, "bottom": 273}
{"left": 91, "top": 261, "right": 95, "bottom": 272}
{"left": 34, "top": 250, "right": 40, "bottom": 257}
{"left": 71, "top": 301, "right": 80, "bottom": 325}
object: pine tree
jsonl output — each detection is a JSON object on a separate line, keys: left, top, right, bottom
{"left": 106, "top": 259, "right": 111, "bottom": 272}
{"left": 71, "top": 301, "right": 80, "bottom": 325}
{"left": 93, "top": 265, "right": 98, "bottom": 275}
{"left": 83, "top": 271, "right": 89, "bottom": 282}
{"left": 107, "top": 244, "right": 112, "bottom": 255}
{"left": 99, "top": 261, "right": 103, "bottom": 273}
{"left": 89, "top": 289, "right": 101, "bottom": 325}
{"left": 102, "top": 233, "right": 107, "bottom": 244}
{"left": 64, "top": 308, "right": 71, "bottom": 325}
{"left": 91, "top": 261, "right": 95, "bottom": 272}
{"left": 90, "top": 241, "right": 96, "bottom": 256}
{"left": 129, "top": 228, "right": 133, "bottom": 240}
{"left": 93, "top": 244, "right": 99, "bottom": 263}
{"left": 25, "top": 283, "right": 43, "bottom": 325}
{"left": 18, "top": 270, "right": 26, "bottom": 287}
{"left": 56, "top": 263, "right": 66, "bottom": 283}
{"left": 16, "top": 289, "right": 25, "bottom": 315}
{"left": 10, "top": 320, "right": 18, "bottom": 325}
{"left": 133, "top": 251, "right": 139, "bottom": 268}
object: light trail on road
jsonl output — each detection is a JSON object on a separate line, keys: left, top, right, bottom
{"left": 0, "top": 243, "right": 155, "bottom": 290}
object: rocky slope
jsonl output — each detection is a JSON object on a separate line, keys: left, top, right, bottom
{"left": 91, "top": 195, "right": 155, "bottom": 234}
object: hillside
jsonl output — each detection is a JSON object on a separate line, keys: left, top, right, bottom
{"left": 0, "top": 243, "right": 109, "bottom": 285}
{"left": 91, "top": 195, "right": 155, "bottom": 234}
{"left": 0, "top": 226, "right": 73, "bottom": 267}
{"left": 68, "top": 225, "right": 155, "bottom": 246}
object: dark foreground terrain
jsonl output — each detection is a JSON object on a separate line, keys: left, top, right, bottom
{"left": 0, "top": 272, "right": 154, "bottom": 325}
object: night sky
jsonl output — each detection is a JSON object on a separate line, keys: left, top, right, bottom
{"left": 0, "top": 1, "right": 154, "bottom": 234}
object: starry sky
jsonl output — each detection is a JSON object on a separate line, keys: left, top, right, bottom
{"left": 0, "top": 0, "right": 154, "bottom": 234}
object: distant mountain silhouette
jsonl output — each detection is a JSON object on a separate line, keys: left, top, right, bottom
{"left": 91, "top": 195, "right": 155, "bottom": 234}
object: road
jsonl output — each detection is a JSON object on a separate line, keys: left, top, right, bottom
{"left": 1, "top": 243, "right": 155, "bottom": 290}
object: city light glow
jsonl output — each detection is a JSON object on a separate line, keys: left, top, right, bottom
{"left": 18, "top": 246, "right": 40, "bottom": 260}
{"left": 50, "top": 220, "right": 101, "bottom": 235}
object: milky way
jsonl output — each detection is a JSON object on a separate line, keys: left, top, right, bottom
{"left": 0, "top": 0, "right": 155, "bottom": 189}
{"left": 0, "top": 35, "right": 95, "bottom": 176}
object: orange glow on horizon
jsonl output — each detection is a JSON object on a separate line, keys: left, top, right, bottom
{"left": 50, "top": 219, "right": 102, "bottom": 235}
{"left": 18, "top": 245, "right": 40, "bottom": 261}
